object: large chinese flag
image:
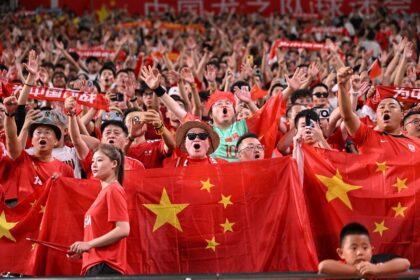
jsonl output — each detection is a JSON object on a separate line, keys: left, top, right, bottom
{"left": 1, "top": 157, "right": 318, "bottom": 275}
{"left": 302, "top": 145, "right": 420, "bottom": 266}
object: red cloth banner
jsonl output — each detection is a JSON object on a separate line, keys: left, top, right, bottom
{"left": 302, "top": 145, "right": 420, "bottom": 267}
{"left": 269, "top": 40, "right": 327, "bottom": 61}
{"left": 0, "top": 82, "right": 109, "bottom": 111}
{"left": 67, "top": 48, "right": 116, "bottom": 58}
{"left": 376, "top": 85, "right": 420, "bottom": 104}
{"left": 1, "top": 158, "right": 318, "bottom": 275}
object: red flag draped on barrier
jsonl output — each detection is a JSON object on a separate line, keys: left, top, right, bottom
{"left": 1, "top": 158, "right": 318, "bottom": 275}
{"left": 302, "top": 145, "right": 420, "bottom": 267}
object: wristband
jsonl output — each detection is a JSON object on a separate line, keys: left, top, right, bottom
{"left": 5, "top": 112, "right": 15, "bottom": 117}
{"left": 67, "top": 111, "right": 76, "bottom": 117}
{"left": 153, "top": 86, "right": 166, "bottom": 97}
{"left": 127, "top": 135, "right": 135, "bottom": 142}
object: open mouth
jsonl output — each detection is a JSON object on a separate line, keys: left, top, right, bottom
{"left": 383, "top": 113, "right": 391, "bottom": 121}
{"left": 222, "top": 108, "right": 228, "bottom": 115}
{"left": 39, "top": 140, "right": 47, "bottom": 145}
{"left": 193, "top": 143, "right": 201, "bottom": 150}
{"left": 108, "top": 139, "right": 115, "bottom": 145}
{"left": 254, "top": 154, "right": 261, "bottom": 159}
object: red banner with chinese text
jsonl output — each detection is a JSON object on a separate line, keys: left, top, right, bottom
{"left": 0, "top": 82, "right": 109, "bottom": 111}
{"left": 376, "top": 85, "right": 420, "bottom": 105}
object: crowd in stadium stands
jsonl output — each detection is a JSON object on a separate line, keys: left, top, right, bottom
{"left": 0, "top": 3, "right": 419, "bottom": 276}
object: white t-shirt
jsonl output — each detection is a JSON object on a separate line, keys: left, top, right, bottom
{"left": 26, "top": 146, "right": 82, "bottom": 178}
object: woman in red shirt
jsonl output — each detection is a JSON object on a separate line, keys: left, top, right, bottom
{"left": 69, "top": 144, "right": 130, "bottom": 276}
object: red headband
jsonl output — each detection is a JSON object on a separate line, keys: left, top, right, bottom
{"left": 205, "top": 90, "right": 236, "bottom": 112}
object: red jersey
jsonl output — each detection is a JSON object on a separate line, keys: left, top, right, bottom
{"left": 1, "top": 151, "right": 74, "bottom": 201}
{"left": 327, "top": 127, "right": 346, "bottom": 151}
{"left": 352, "top": 122, "right": 420, "bottom": 160}
{"left": 81, "top": 182, "right": 129, "bottom": 275}
{"left": 163, "top": 156, "right": 227, "bottom": 167}
{"left": 81, "top": 150, "right": 145, "bottom": 178}
{"left": 126, "top": 139, "right": 170, "bottom": 169}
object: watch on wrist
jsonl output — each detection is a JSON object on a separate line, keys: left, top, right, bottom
{"left": 5, "top": 111, "right": 15, "bottom": 117}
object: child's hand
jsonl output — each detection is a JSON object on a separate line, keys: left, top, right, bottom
{"left": 356, "top": 261, "right": 379, "bottom": 276}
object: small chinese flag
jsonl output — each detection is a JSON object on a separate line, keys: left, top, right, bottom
{"left": 250, "top": 85, "right": 268, "bottom": 100}
{"left": 368, "top": 59, "right": 382, "bottom": 80}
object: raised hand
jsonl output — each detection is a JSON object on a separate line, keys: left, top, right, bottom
{"left": 23, "top": 50, "right": 39, "bottom": 76}
{"left": 337, "top": 67, "right": 353, "bottom": 87}
{"left": 22, "top": 109, "right": 42, "bottom": 130}
{"left": 3, "top": 96, "right": 18, "bottom": 114}
{"left": 204, "top": 64, "right": 217, "bottom": 83}
{"left": 167, "top": 70, "right": 180, "bottom": 85}
{"left": 308, "top": 61, "right": 321, "bottom": 80}
{"left": 140, "top": 66, "right": 161, "bottom": 90}
{"left": 234, "top": 87, "right": 251, "bottom": 103}
{"left": 180, "top": 67, "right": 195, "bottom": 84}
{"left": 285, "top": 67, "right": 306, "bottom": 91}
{"left": 143, "top": 109, "right": 163, "bottom": 128}
{"left": 64, "top": 96, "right": 77, "bottom": 115}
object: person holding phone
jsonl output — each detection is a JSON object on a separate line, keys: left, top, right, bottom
{"left": 68, "top": 144, "right": 129, "bottom": 276}
{"left": 293, "top": 109, "right": 332, "bottom": 150}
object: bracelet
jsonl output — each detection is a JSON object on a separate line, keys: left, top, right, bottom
{"left": 5, "top": 112, "right": 15, "bottom": 117}
{"left": 127, "top": 135, "right": 135, "bottom": 142}
{"left": 67, "top": 111, "right": 76, "bottom": 117}
{"left": 153, "top": 86, "right": 166, "bottom": 97}
{"left": 154, "top": 123, "right": 165, "bottom": 135}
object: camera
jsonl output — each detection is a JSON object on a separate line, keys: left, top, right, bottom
{"left": 110, "top": 92, "right": 124, "bottom": 102}
{"left": 317, "top": 109, "right": 330, "bottom": 119}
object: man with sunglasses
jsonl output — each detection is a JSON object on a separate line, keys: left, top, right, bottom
{"left": 403, "top": 110, "right": 420, "bottom": 138}
{"left": 311, "top": 83, "right": 330, "bottom": 109}
{"left": 236, "top": 133, "right": 265, "bottom": 161}
{"left": 164, "top": 120, "right": 226, "bottom": 167}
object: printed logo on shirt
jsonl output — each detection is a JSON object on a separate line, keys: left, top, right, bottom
{"left": 408, "top": 144, "right": 416, "bottom": 152}
{"left": 34, "top": 176, "right": 43, "bottom": 185}
{"left": 379, "top": 139, "right": 388, "bottom": 143}
{"left": 144, "top": 150, "right": 152, "bottom": 156}
{"left": 84, "top": 215, "right": 91, "bottom": 228}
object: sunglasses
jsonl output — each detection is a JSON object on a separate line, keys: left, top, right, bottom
{"left": 313, "top": 92, "right": 328, "bottom": 98}
{"left": 186, "top": 132, "right": 209, "bottom": 141}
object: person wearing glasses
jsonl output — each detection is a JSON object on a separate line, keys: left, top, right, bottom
{"left": 236, "top": 133, "right": 265, "bottom": 162}
{"left": 311, "top": 83, "right": 331, "bottom": 109}
{"left": 403, "top": 110, "right": 420, "bottom": 138}
{"left": 164, "top": 120, "right": 226, "bottom": 167}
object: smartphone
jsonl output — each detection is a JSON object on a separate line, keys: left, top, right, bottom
{"left": 246, "top": 55, "right": 254, "bottom": 65}
{"left": 305, "top": 115, "right": 315, "bottom": 128}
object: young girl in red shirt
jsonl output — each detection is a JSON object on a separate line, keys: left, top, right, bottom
{"left": 68, "top": 144, "right": 130, "bottom": 276}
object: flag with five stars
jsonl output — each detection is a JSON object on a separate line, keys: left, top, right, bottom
{"left": 2, "top": 158, "right": 318, "bottom": 275}
{"left": 135, "top": 157, "right": 317, "bottom": 273}
{"left": 302, "top": 145, "right": 420, "bottom": 267}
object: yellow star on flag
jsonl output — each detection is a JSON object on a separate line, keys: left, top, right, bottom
{"left": 220, "top": 218, "right": 235, "bottom": 233}
{"left": 316, "top": 170, "right": 362, "bottom": 210}
{"left": 30, "top": 200, "right": 37, "bottom": 207}
{"left": 376, "top": 162, "right": 389, "bottom": 174}
{"left": 0, "top": 211, "right": 18, "bottom": 242}
{"left": 205, "top": 236, "right": 220, "bottom": 251}
{"left": 373, "top": 220, "right": 389, "bottom": 237}
{"left": 143, "top": 188, "right": 189, "bottom": 232}
{"left": 219, "top": 194, "right": 233, "bottom": 209}
{"left": 392, "top": 177, "right": 408, "bottom": 193}
{"left": 392, "top": 202, "right": 407, "bottom": 217}
{"left": 31, "top": 243, "right": 38, "bottom": 251}
{"left": 39, "top": 205, "right": 46, "bottom": 214}
{"left": 200, "top": 178, "right": 215, "bottom": 193}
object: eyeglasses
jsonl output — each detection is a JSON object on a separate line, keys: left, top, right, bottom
{"left": 239, "top": 144, "right": 265, "bottom": 153}
{"left": 406, "top": 120, "right": 420, "bottom": 126}
{"left": 186, "top": 132, "right": 209, "bottom": 141}
{"left": 313, "top": 92, "right": 328, "bottom": 98}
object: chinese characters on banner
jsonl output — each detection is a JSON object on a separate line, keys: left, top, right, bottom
{"left": 19, "top": 0, "right": 420, "bottom": 17}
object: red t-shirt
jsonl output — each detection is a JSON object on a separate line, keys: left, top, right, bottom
{"left": 352, "top": 122, "right": 420, "bottom": 160}
{"left": 126, "top": 139, "right": 170, "bottom": 169}
{"left": 163, "top": 156, "right": 227, "bottom": 167}
{"left": 1, "top": 151, "right": 74, "bottom": 200}
{"left": 327, "top": 127, "right": 346, "bottom": 152}
{"left": 81, "top": 182, "right": 129, "bottom": 275}
{"left": 81, "top": 150, "right": 145, "bottom": 178}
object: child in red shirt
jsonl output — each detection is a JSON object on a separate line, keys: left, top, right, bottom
{"left": 68, "top": 144, "right": 130, "bottom": 276}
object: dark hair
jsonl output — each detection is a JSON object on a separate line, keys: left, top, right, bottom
{"left": 94, "top": 144, "right": 125, "bottom": 184}
{"left": 311, "top": 83, "right": 329, "bottom": 94}
{"left": 99, "top": 63, "right": 116, "bottom": 77}
{"left": 230, "top": 80, "right": 251, "bottom": 93}
{"left": 340, "top": 222, "right": 370, "bottom": 247}
{"left": 100, "top": 120, "right": 129, "bottom": 136}
{"left": 170, "top": 94, "right": 186, "bottom": 107}
{"left": 86, "top": 56, "right": 99, "bottom": 64}
{"left": 123, "top": 107, "right": 141, "bottom": 124}
{"left": 52, "top": 71, "right": 67, "bottom": 83}
{"left": 294, "top": 109, "right": 319, "bottom": 128}
{"left": 116, "top": 69, "right": 129, "bottom": 77}
{"left": 403, "top": 110, "right": 420, "bottom": 124}
{"left": 236, "top": 132, "right": 259, "bottom": 150}
{"left": 379, "top": 97, "right": 403, "bottom": 111}
{"left": 290, "top": 89, "right": 312, "bottom": 105}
